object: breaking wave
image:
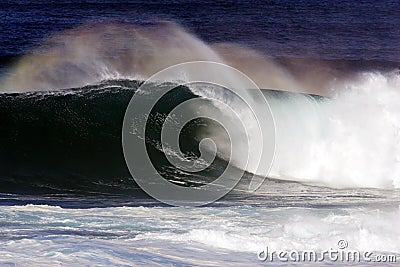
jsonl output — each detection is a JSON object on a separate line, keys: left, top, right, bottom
{"left": 1, "top": 22, "right": 400, "bottom": 194}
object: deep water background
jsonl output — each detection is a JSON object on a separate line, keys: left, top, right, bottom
{"left": 0, "top": 0, "right": 399, "bottom": 63}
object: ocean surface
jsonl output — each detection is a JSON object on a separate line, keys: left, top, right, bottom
{"left": 0, "top": 0, "right": 399, "bottom": 266}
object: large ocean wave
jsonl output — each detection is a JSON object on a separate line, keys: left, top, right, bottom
{"left": 1, "top": 22, "right": 400, "bottom": 195}
{"left": 1, "top": 72, "right": 400, "bottom": 194}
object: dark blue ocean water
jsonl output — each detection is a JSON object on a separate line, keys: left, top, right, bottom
{"left": 0, "top": 0, "right": 399, "bottom": 63}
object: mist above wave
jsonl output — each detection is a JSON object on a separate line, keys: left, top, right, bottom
{"left": 1, "top": 21, "right": 332, "bottom": 94}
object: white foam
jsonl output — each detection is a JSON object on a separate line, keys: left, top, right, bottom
{"left": 135, "top": 206, "right": 400, "bottom": 254}
{"left": 1, "top": 204, "right": 399, "bottom": 266}
{"left": 268, "top": 71, "right": 400, "bottom": 189}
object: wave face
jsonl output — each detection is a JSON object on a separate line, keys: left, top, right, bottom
{"left": 1, "top": 72, "right": 400, "bottom": 195}
{"left": 0, "top": 80, "right": 233, "bottom": 194}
